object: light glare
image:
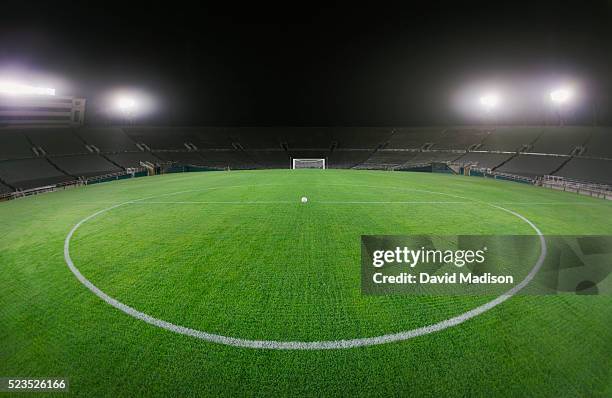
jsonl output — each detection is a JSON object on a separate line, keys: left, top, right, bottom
{"left": 479, "top": 94, "right": 499, "bottom": 109}
{"left": 550, "top": 88, "right": 571, "bottom": 103}
{"left": 0, "top": 81, "right": 56, "bottom": 96}
{"left": 117, "top": 97, "right": 137, "bottom": 111}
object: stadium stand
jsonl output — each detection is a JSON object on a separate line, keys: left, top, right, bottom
{"left": 50, "top": 155, "right": 122, "bottom": 177}
{"left": 530, "top": 126, "right": 591, "bottom": 155}
{"left": 330, "top": 127, "right": 393, "bottom": 149}
{"left": 454, "top": 152, "right": 513, "bottom": 169}
{"left": 431, "top": 128, "right": 489, "bottom": 150}
{"left": 105, "top": 152, "right": 161, "bottom": 168}
{"left": 197, "top": 150, "right": 254, "bottom": 169}
{"left": 554, "top": 157, "right": 612, "bottom": 185}
{"left": 153, "top": 151, "right": 207, "bottom": 165}
{"left": 0, "top": 130, "right": 33, "bottom": 160}
{"left": 0, "top": 158, "right": 73, "bottom": 189}
{"left": 495, "top": 154, "right": 568, "bottom": 178}
{"left": 77, "top": 127, "right": 137, "bottom": 152}
{"left": 359, "top": 150, "right": 417, "bottom": 169}
{"left": 230, "top": 128, "right": 283, "bottom": 149}
{"left": 246, "top": 150, "right": 290, "bottom": 168}
{"left": 124, "top": 127, "right": 191, "bottom": 150}
{"left": 386, "top": 128, "right": 444, "bottom": 149}
{"left": 1, "top": 125, "right": 611, "bottom": 195}
{"left": 27, "top": 129, "right": 88, "bottom": 155}
{"left": 329, "top": 150, "right": 373, "bottom": 168}
{"left": 583, "top": 127, "right": 612, "bottom": 158}
{"left": 0, "top": 181, "right": 13, "bottom": 194}
{"left": 186, "top": 128, "right": 235, "bottom": 149}
{"left": 479, "top": 127, "right": 542, "bottom": 152}
{"left": 284, "top": 128, "right": 332, "bottom": 149}
{"left": 403, "top": 151, "right": 464, "bottom": 165}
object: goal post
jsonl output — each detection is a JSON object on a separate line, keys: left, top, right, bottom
{"left": 291, "top": 158, "right": 326, "bottom": 169}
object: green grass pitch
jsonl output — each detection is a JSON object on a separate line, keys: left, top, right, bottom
{"left": 1, "top": 169, "right": 611, "bottom": 396}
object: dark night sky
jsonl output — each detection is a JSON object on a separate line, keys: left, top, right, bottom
{"left": 1, "top": 1, "right": 611, "bottom": 126}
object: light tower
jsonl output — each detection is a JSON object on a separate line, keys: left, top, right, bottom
{"left": 550, "top": 88, "right": 572, "bottom": 126}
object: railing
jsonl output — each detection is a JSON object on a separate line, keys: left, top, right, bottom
{"left": 538, "top": 175, "right": 612, "bottom": 200}
{"left": 0, "top": 168, "right": 146, "bottom": 201}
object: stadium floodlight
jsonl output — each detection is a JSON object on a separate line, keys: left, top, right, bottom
{"left": 479, "top": 94, "right": 499, "bottom": 111}
{"left": 550, "top": 88, "right": 571, "bottom": 104}
{"left": 117, "top": 97, "right": 137, "bottom": 112}
{"left": 292, "top": 158, "right": 326, "bottom": 169}
{"left": 0, "top": 80, "right": 56, "bottom": 96}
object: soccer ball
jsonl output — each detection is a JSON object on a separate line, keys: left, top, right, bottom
{"left": 301, "top": 196, "right": 308, "bottom": 203}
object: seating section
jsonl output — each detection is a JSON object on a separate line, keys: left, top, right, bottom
{"left": 531, "top": 127, "right": 591, "bottom": 155}
{"left": 583, "top": 128, "right": 612, "bottom": 158}
{"left": 554, "top": 157, "right": 612, "bottom": 185}
{"left": 403, "top": 151, "right": 464, "bottom": 165}
{"left": 184, "top": 128, "right": 234, "bottom": 149}
{"left": 328, "top": 150, "right": 373, "bottom": 168}
{"left": 386, "top": 128, "right": 443, "bottom": 149}
{"left": 360, "top": 151, "right": 417, "bottom": 168}
{"left": 0, "top": 130, "right": 33, "bottom": 160}
{"left": 282, "top": 128, "right": 331, "bottom": 149}
{"left": 0, "top": 181, "right": 13, "bottom": 194}
{"left": 246, "top": 150, "right": 290, "bottom": 168}
{"left": 153, "top": 151, "right": 207, "bottom": 165}
{"left": 27, "top": 129, "right": 87, "bottom": 155}
{"left": 495, "top": 154, "right": 567, "bottom": 177}
{"left": 50, "top": 155, "right": 122, "bottom": 177}
{"left": 479, "top": 127, "right": 542, "bottom": 152}
{"left": 454, "top": 152, "right": 513, "bottom": 169}
{"left": 432, "top": 128, "right": 489, "bottom": 150}
{"left": 197, "top": 150, "right": 254, "bottom": 169}
{"left": 231, "top": 128, "right": 283, "bottom": 149}
{"left": 105, "top": 152, "right": 162, "bottom": 168}
{"left": 0, "top": 126, "right": 611, "bottom": 193}
{"left": 331, "top": 128, "right": 393, "bottom": 149}
{"left": 124, "top": 127, "right": 191, "bottom": 150}
{"left": 0, "top": 158, "right": 74, "bottom": 189}
{"left": 78, "top": 128, "right": 137, "bottom": 152}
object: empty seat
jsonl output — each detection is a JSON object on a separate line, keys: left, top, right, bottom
{"left": 479, "top": 127, "right": 542, "bottom": 152}
{"left": 27, "top": 129, "right": 87, "bottom": 155}
{"left": 454, "top": 152, "right": 512, "bottom": 169}
{"left": 386, "top": 128, "right": 444, "bottom": 149}
{"left": 198, "top": 150, "right": 254, "bottom": 169}
{"left": 583, "top": 128, "right": 612, "bottom": 158}
{"left": 555, "top": 157, "right": 612, "bottom": 185}
{"left": 0, "top": 158, "right": 73, "bottom": 189}
{"left": 50, "top": 155, "right": 122, "bottom": 177}
{"left": 328, "top": 150, "right": 373, "bottom": 168}
{"left": 153, "top": 151, "right": 207, "bottom": 165}
{"left": 360, "top": 151, "right": 417, "bottom": 168}
{"left": 432, "top": 128, "right": 489, "bottom": 150}
{"left": 246, "top": 150, "right": 290, "bottom": 168}
{"left": 0, "top": 130, "right": 33, "bottom": 160}
{"left": 78, "top": 127, "right": 137, "bottom": 152}
{"left": 330, "top": 128, "right": 393, "bottom": 149}
{"left": 230, "top": 128, "right": 283, "bottom": 149}
{"left": 403, "top": 151, "right": 463, "bottom": 165}
{"left": 0, "top": 181, "right": 13, "bottom": 194}
{"left": 105, "top": 152, "right": 162, "bottom": 168}
{"left": 124, "top": 127, "right": 190, "bottom": 150}
{"left": 530, "top": 127, "right": 591, "bottom": 155}
{"left": 495, "top": 154, "right": 567, "bottom": 177}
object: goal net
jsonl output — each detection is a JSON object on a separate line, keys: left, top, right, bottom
{"left": 292, "top": 158, "right": 326, "bottom": 169}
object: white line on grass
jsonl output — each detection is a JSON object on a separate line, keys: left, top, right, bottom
{"left": 63, "top": 186, "right": 547, "bottom": 350}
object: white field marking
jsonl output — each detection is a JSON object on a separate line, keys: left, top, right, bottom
{"left": 63, "top": 185, "right": 547, "bottom": 350}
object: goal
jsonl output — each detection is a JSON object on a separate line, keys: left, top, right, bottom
{"left": 291, "top": 158, "right": 326, "bottom": 169}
